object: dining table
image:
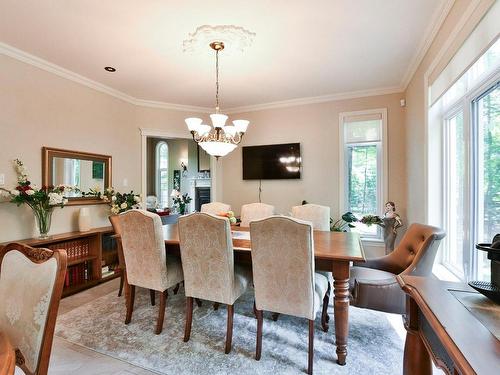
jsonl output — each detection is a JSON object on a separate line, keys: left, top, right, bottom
{"left": 0, "top": 332, "right": 15, "bottom": 375}
{"left": 162, "top": 223, "right": 366, "bottom": 366}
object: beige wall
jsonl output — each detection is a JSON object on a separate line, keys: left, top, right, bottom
{"left": 0, "top": 53, "right": 202, "bottom": 242}
{"left": 403, "top": 0, "right": 494, "bottom": 224}
{"left": 220, "top": 93, "right": 407, "bottom": 226}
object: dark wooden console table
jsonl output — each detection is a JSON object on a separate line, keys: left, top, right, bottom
{"left": 397, "top": 275, "right": 500, "bottom": 375}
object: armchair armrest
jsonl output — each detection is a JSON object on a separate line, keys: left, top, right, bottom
{"left": 354, "top": 253, "right": 404, "bottom": 275}
{"left": 351, "top": 277, "right": 406, "bottom": 314}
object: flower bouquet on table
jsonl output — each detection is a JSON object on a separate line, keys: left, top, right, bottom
{"left": 218, "top": 210, "right": 237, "bottom": 225}
{"left": 0, "top": 159, "right": 77, "bottom": 238}
{"left": 171, "top": 190, "right": 192, "bottom": 215}
{"left": 98, "top": 188, "right": 142, "bottom": 214}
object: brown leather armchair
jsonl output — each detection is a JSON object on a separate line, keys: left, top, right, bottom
{"left": 349, "top": 223, "right": 445, "bottom": 314}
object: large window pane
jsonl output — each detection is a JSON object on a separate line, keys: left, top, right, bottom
{"left": 347, "top": 144, "right": 378, "bottom": 236}
{"left": 475, "top": 85, "right": 500, "bottom": 281}
{"left": 156, "top": 142, "right": 169, "bottom": 208}
{"left": 443, "top": 111, "right": 466, "bottom": 278}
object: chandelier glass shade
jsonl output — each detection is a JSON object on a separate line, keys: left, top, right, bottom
{"left": 185, "top": 41, "right": 249, "bottom": 158}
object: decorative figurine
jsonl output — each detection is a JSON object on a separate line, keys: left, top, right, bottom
{"left": 380, "top": 201, "right": 403, "bottom": 254}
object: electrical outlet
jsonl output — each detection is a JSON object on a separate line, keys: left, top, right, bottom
{"left": 123, "top": 178, "right": 128, "bottom": 187}
{"left": 0, "top": 174, "right": 4, "bottom": 186}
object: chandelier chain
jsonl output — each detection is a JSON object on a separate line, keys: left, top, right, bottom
{"left": 215, "top": 49, "right": 220, "bottom": 113}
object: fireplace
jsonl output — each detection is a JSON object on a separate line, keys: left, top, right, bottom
{"left": 195, "top": 187, "right": 211, "bottom": 212}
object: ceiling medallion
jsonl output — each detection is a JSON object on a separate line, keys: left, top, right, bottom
{"left": 182, "top": 25, "right": 255, "bottom": 54}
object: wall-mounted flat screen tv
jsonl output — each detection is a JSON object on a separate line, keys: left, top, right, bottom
{"left": 242, "top": 143, "right": 301, "bottom": 180}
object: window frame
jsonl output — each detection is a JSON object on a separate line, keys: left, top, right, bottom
{"left": 438, "top": 73, "right": 500, "bottom": 281}
{"left": 155, "top": 141, "right": 169, "bottom": 208}
{"left": 441, "top": 104, "right": 467, "bottom": 280}
{"left": 470, "top": 79, "right": 500, "bottom": 280}
{"left": 339, "top": 108, "right": 388, "bottom": 241}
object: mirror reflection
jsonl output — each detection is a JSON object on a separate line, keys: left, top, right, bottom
{"left": 52, "top": 157, "right": 106, "bottom": 197}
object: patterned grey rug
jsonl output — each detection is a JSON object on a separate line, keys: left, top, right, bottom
{"left": 55, "top": 287, "right": 404, "bottom": 375}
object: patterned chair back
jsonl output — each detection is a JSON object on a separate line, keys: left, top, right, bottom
{"left": 0, "top": 243, "right": 67, "bottom": 375}
{"left": 178, "top": 213, "right": 237, "bottom": 304}
{"left": 291, "top": 204, "right": 331, "bottom": 231}
{"left": 240, "top": 203, "right": 275, "bottom": 227}
{"left": 250, "top": 216, "right": 317, "bottom": 320}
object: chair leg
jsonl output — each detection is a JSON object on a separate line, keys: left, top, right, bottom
{"left": 255, "top": 309, "right": 263, "bottom": 360}
{"left": 184, "top": 297, "right": 194, "bottom": 342}
{"left": 118, "top": 272, "right": 124, "bottom": 297}
{"left": 195, "top": 298, "right": 203, "bottom": 307}
{"left": 253, "top": 300, "right": 257, "bottom": 319}
{"left": 125, "top": 284, "right": 135, "bottom": 324}
{"left": 225, "top": 304, "right": 234, "bottom": 354}
{"left": 213, "top": 302, "right": 220, "bottom": 311}
{"left": 321, "top": 282, "right": 331, "bottom": 332}
{"left": 271, "top": 312, "right": 280, "bottom": 321}
{"left": 173, "top": 283, "right": 180, "bottom": 295}
{"left": 150, "top": 289, "right": 156, "bottom": 306}
{"left": 155, "top": 290, "right": 168, "bottom": 334}
{"left": 308, "top": 319, "right": 314, "bottom": 375}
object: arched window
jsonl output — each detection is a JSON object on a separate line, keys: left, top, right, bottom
{"left": 156, "top": 142, "right": 169, "bottom": 208}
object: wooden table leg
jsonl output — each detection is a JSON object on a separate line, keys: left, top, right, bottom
{"left": 332, "top": 261, "right": 350, "bottom": 365}
{"left": 403, "top": 296, "right": 432, "bottom": 375}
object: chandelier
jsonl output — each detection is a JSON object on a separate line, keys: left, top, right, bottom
{"left": 185, "top": 41, "right": 249, "bottom": 158}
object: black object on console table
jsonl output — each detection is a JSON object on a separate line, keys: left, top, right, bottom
{"left": 470, "top": 233, "right": 500, "bottom": 304}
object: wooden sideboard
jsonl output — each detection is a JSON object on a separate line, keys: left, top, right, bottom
{"left": 397, "top": 275, "right": 500, "bottom": 375}
{"left": 0, "top": 226, "right": 116, "bottom": 297}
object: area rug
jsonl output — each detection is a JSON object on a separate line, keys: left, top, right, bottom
{"left": 55, "top": 287, "right": 404, "bottom": 375}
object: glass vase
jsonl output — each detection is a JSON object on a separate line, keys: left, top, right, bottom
{"left": 33, "top": 207, "right": 53, "bottom": 239}
{"left": 179, "top": 203, "right": 186, "bottom": 215}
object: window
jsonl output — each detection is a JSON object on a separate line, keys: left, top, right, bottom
{"left": 156, "top": 142, "right": 169, "bottom": 208}
{"left": 434, "top": 38, "right": 500, "bottom": 281}
{"left": 339, "top": 109, "right": 387, "bottom": 239}
{"left": 443, "top": 110, "right": 466, "bottom": 279}
{"left": 472, "top": 83, "right": 500, "bottom": 281}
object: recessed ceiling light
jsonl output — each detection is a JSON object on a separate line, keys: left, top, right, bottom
{"left": 104, "top": 66, "right": 116, "bottom": 72}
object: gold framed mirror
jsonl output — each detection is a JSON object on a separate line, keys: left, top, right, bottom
{"left": 42, "top": 147, "right": 112, "bottom": 205}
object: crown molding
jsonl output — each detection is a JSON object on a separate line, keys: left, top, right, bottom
{"left": 2, "top": 41, "right": 406, "bottom": 115}
{"left": 224, "top": 86, "right": 403, "bottom": 114}
{"left": 400, "top": 0, "right": 456, "bottom": 90}
{"left": 0, "top": 41, "right": 211, "bottom": 113}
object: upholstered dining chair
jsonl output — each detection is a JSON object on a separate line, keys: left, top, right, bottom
{"left": 240, "top": 203, "right": 275, "bottom": 227}
{"left": 291, "top": 203, "right": 332, "bottom": 324}
{"left": 118, "top": 210, "right": 184, "bottom": 334}
{"left": 200, "top": 202, "right": 231, "bottom": 215}
{"left": 0, "top": 243, "right": 67, "bottom": 375}
{"left": 178, "top": 212, "right": 252, "bottom": 354}
{"left": 350, "top": 223, "right": 445, "bottom": 314}
{"left": 250, "top": 216, "right": 330, "bottom": 375}
{"left": 291, "top": 204, "right": 331, "bottom": 231}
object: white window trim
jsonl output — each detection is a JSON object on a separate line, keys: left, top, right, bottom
{"left": 436, "top": 72, "right": 500, "bottom": 281}
{"left": 441, "top": 105, "right": 467, "bottom": 280}
{"left": 155, "top": 141, "right": 169, "bottom": 207}
{"left": 338, "top": 108, "right": 388, "bottom": 240}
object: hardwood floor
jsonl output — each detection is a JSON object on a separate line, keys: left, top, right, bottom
{"left": 15, "top": 278, "right": 157, "bottom": 375}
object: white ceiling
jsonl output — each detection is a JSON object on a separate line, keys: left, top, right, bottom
{"left": 0, "top": 0, "right": 449, "bottom": 111}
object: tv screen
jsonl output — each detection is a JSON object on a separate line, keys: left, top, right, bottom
{"left": 242, "top": 143, "right": 301, "bottom": 180}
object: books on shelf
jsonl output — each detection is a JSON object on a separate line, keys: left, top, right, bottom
{"left": 47, "top": 239, "right": 90, "bottom": 262}
{"left": 64, "top": 261, "right": 92, "bottom": 288}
